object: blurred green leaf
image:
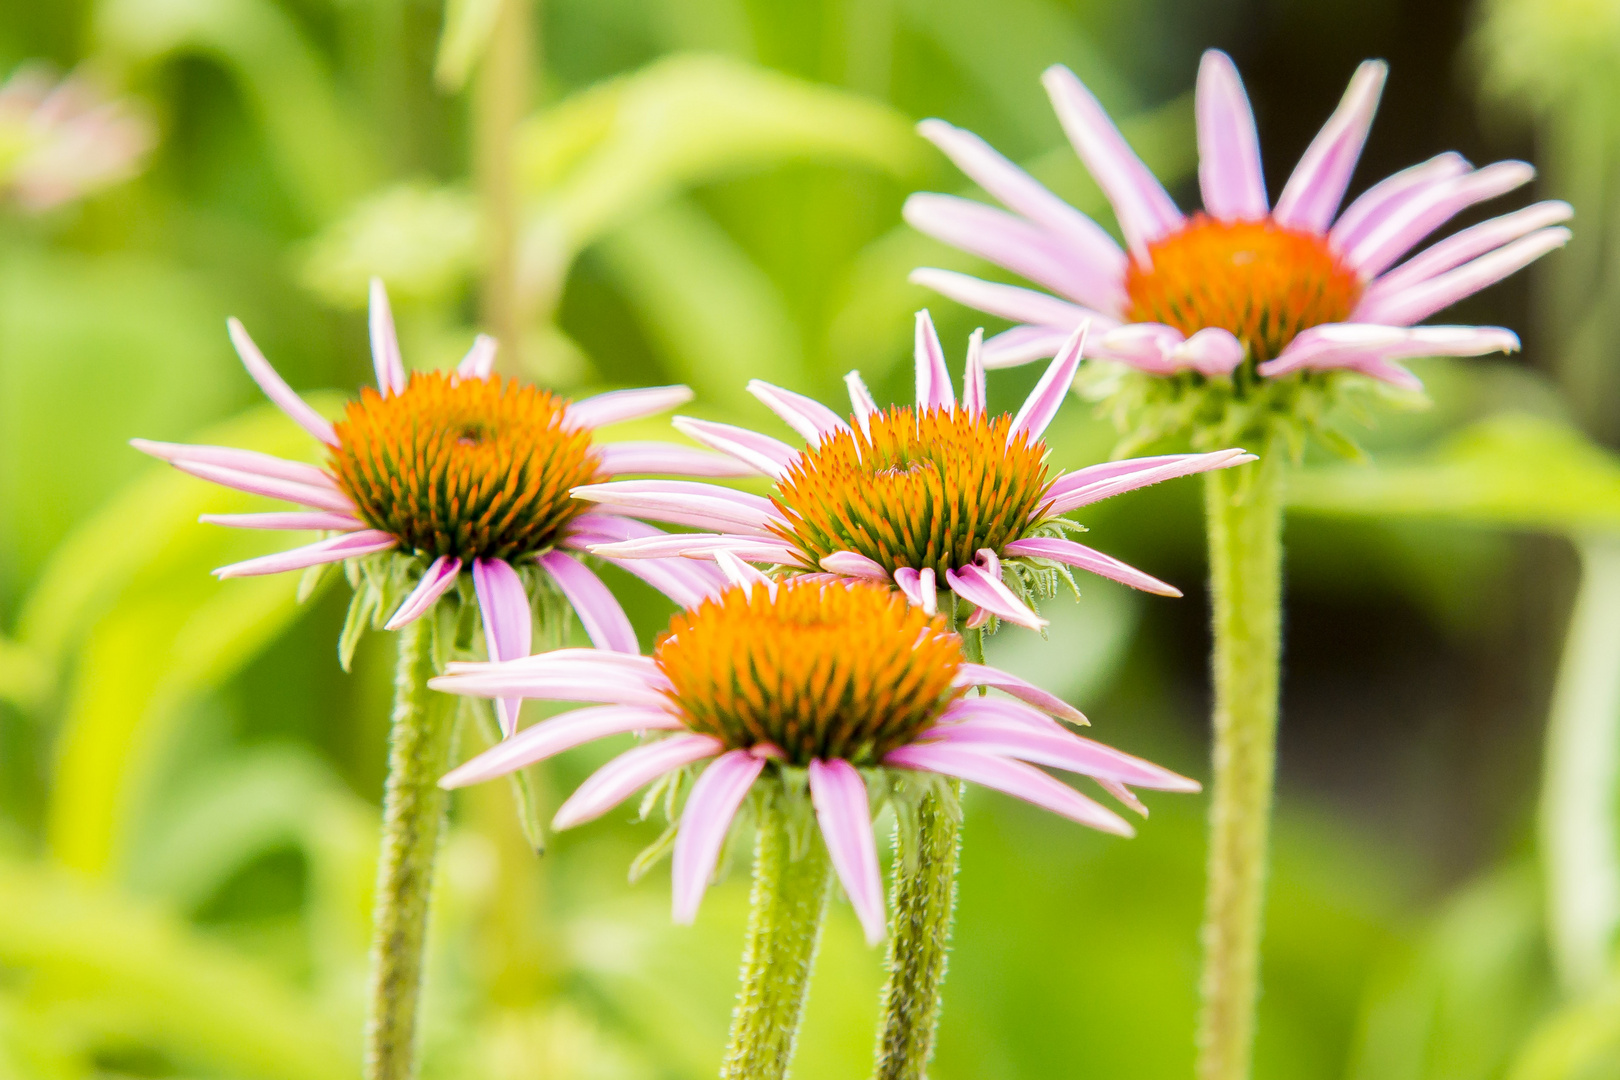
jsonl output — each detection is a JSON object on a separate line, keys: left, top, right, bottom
{"left": 434, "top": 0, "right": 504, "bottom": 91}
{"left": 300, "top": 183, "right": 481, "bottom": 309}
{"left": 1508, "top": 982, "right": 1620, "bottom": 1080}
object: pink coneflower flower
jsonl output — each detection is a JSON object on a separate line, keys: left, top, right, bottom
{"left": 431, "top": 569, "right": 1199, "bottom": 943}
{"left": 134, "top": 281, "right": 737, "bottom": 732}
{"left": 0, "top": 64, "right": 153, "bottom": 212}
{"left": 905, "top": 50, "right": 1572, "bottom": 390}
{"left": 568, "top": 313, "right": 1251, "bottom": 631}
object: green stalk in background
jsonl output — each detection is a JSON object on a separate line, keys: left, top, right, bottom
{"left": 1195, "top": 447, "right": 1285, "bottom": 1080}
{"left": 474, "top": 0, "right": 532, "bottom": 366}
{"left": 365, "top": 615, "right": 459, "bottom": 1080}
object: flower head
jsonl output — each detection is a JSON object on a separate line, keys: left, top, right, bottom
{"left": 431, "top": 572, "right": 1199, "bottom": 943}
{"left": 0, "top": 65, "right": 153, "bottom": 212}
{"left": 135, "top": 280, "right": 744, "bottom": 732}
{"left": 571, "top": 313, "right": 1251, "bottom": 630}
{"left": 905, "top": 50, "right": 1570, "bottom": 391}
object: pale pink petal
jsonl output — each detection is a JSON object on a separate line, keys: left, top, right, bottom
{"left": 1259, "top": 324, "right": 1520, "bottom": 382}
{"left": 845, "top": 371, "right": 879, "bottom": 434}
{"left": 714, "top": 550, "right": 777, "bottom": 597}
{"left": 747, "top": 380, "right": 849, "bottom": 445}
{"left": 1039, "top": 448, "right": 1255, "bottom": 516}
{"left": 1273, "top": 60, "right": 1388, "bottom": 233}
{"left": 611, "top": 556, "right": 729, "bottom": 609}
{"left": 552, "top": 735, "right": 725, "bottom": 830}
{"left": 982, "top": 325, "right": 1076, "bottom": 369}
{"left": 566, "top": 385, "right": 694, "bottom": 429}
{"left": 131, "top": 439, "right": 339, "bottom": 490}
{"left": 1169, "top": 327, "right": 1245, "bottom": 376}
{"left": 914, "top": 309, "right": 956, "bottom": 410}
{"left": 431, "top": 649, "right": 669, "bottom": 708}
{"left": 570, "top": 480, "right": 783, "bottom": 536}
{"left": 173, "top": 460, "right": 357, "bottom": 513}
{"left": 671, "top": 417, "right": 798, "bottom": 479}
{"left": 962, "top": 329, "right": 987, "bottom": 417}
{"left": 910, "top": 268, "right": 1106, "bottom": 331}
{"left": 199, "top": 511, "right": 363, "bottom": 531}
{"left": 884, "top": 742, "right": 1132, "bottom": 836}
{"left": 474, "top": 557, "right": 533, "bottom": 736}
{"left": 925, "top": 712, "right": 1200, "bottom": 792}
{"left": 538, "top": 550, "right": 638, "bottom": 654}
{"left": 439, "top": 705, "right": 684, "bottom": 789}
{"left": 1329, "top": 152, "right": 1472, "bottom": 253}
{"left": 892, "top": 566, "right": 938, "bottom": 615}
{"left": 1196, "top": 50, "right": 1267, "bottom": 222}
{"left": 1092, "top": 323, "right": 1185, "bottom": 375}
{"left": 1050, "top": 453, "right": 1202, "bottom": 490}
{"left": 671, "top": 750, "right": 768, "bottom": 923}
{"left": 213, "top": 530, "right": 396, "bottom": 579}
{"left": 597, "top": 441, "right": 760, "bottom": 479}
{"left": 1008, "top": 322, "right": 1086, "bottom": 445}
{"left": 944, "top": 563, "right": 1047, "bottom": 630}
{"left": 939, "top": 694, "right": 1069, "bottom": 735}
{"left": 955, "top": 662, "right": 1085, "bottom": 724}
{"left": 1343, "top": 161, "right": 1536, "bottom": 278}
{"left": 368, "top": 278, "right": 407, "bottom": 395}
{"left": 1354, "top": 227, "right": 1572, "bottom": 326}
{"left": 585, "top": 531, "right": 806, "bottom": 567}
{"left": 808, "top": 759, "right": 885, "bottom": 945}
{"left": 456, "top": 334, "right": 498, "bottom": 379}
{"left": 1003, "top": 535, "right": 1180, "bottom": 596}
{"left": 1358, "top": 201, "right": 1573, "bottom": 306}
{"left": 820, "top": 551, "right": 889, "bottom": 580}
{"left": 226, "top": 318, "right": 338, "bottom": 446}
{"left": 1041, "top": 65, "right": 1183, "bottom": 258}
{"left": 385, "top": 555, "right": 463, "bottom": 630}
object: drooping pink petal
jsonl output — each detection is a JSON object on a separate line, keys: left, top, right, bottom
{"left": 671, "top": 750, "right": 768, "bottom": 924}
{"left": 537, "top": 550, "right": 638, "bottom": 653}
{"left": 1008, "top": 322, "right": 1086, "bottom": 445}
{"left": 570, "top": 480, "right": 783, "bottom": 536}
{"left": 845, "top": 371, "right": 879, "bottom": 434}
{"left": 747, "top": 380, "right": 850, "bottom": 445}
{"left": 131, "top": 439, "right": 339, "bottom": 490}
{"left": 808, "top": 759, "right": 885, "bottom": 945}
{"left": 1039, "top": 447, "right": 1256, "bottom": 516}
{"left": 1196, "top": 50, "right": 1267, "bottom": 222}
{"left": 982, "top": 325, "right": 1076, "bottom": 369}
{"left": 974, "top": 546, "right": 1002, "bottom": 581}
{"left": 1050, "top": 453, "right": 1200, "bottom": 490}
{"left": 597, "top": 441, "right": 761, "bottom": 479}
{"left": 884, "top": 741, "right": 1132, "bottom": 836}
{"left": 213, "top": 529, "right": 396, "bottom": 579}
{"left": 385, "top": 555, "right": 462, "bottom": 630}
{"left": 431, "top": 649, "right": 670, "bottom": 708}
{"left": 820, "top": 551, "right": 889, "bottom": 580}
{"left": 1342, "top": 161, "right": 1536, "bottom": 278}
{"left": 925, "top": 710, "right": 1200, "bottom": 791}
{"left": 1273, "top": 60, "right": 1388, "bottom": 233}
{"left": 893, "top": 566, "right": 939, "bottom": 615}
{"left": 552, "top": 734, "right": 725, "bottom": 830}
{"left": 473, "top": 557, "right": 533, "bottom": 736}
{"left": 962, "top": 329, "right": 987, "bottom": 417}
{"left": 1004, "top": 535, "right": 1180, "bottom": 596}
{"left": 199, "top": 511, "right": 364, "bottom": 531}
{"left": 1358, "top": 201, "right": 1573, "bottom": 307}
{"left": 955, "top": 662, "right": 1085, "bottom": 724}
{"left": 1092, "top": 323, "right": 1185, "bottom": 375}
{"left": 1354, "top": 227, "right": 1572, "bottom": 326}
{"left": 1329, "top": 152, "right": 1471, "bottom": 253}
{"left": 368, "top": 278, "right": 407, "bottom": 396}
{"left": 456, "top": 334, "right": 498, "bottom": 379}
{"left": 903, "top": 194, "right": 1127, "bottom": 315}
{"left": 910, "top": 268, "right": 1110, "bottom": 331}
{"left": 714, "top": 550, "right": 777, "bottom": 597}
{"left": 566, "top": 385, "right": 694, "bottom": 429}
{"left": 1169, "top": 327, "right": 1245, "bottom": 376}
{"left": 226, "top": 318, "right": 338, "bottom": 446}
{"left": 173, "top": 460, "right": 357, "bottom": 513}
{"left": 1041, "top": 65, "right": 1183, "bottom": 258}
{"left": 611, "top": 556, "right": 730, "bottom": 609}
{"left": 440, "top": 704, "right": 684, "bottom": 789}
{"left": 672, "top": 417, "right": 799, "bottom": 479}
{"left": 944, "top": 563, "right": 1047, "bottom": 630}
{"left": 584, "top": 531, "right": 806, "bottom": 567}
{"left": 1259, "top": 324, "right": 1520, "bottom": 381}
{"left": 914, "top": 309, "right": 956, "bottom": 410}
{"left": 938, "top": 694, "right": 1070, "bottom": 735}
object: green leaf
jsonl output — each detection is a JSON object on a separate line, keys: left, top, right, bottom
{"left": 1508, "top": 984, "right": 1620, "bottom": 1080}
{"left": 299, "top": 183, "right": 481, "bottom": 309}
{"left": 434, "top": 0, "right": 505, "bottom": 91}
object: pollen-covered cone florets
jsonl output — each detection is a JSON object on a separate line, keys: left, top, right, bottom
{"left": 656, "top": 577, "right": 965, "bottom": 765}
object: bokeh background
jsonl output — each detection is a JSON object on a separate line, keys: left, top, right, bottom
{"left": 3, "top": 0, "right": 1620, "bottom": 1077}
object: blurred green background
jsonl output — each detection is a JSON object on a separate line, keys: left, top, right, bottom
{"left": 4, "top": 0, "right": 1620, "bottom": 1077}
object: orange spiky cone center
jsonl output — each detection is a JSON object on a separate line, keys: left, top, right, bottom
{"left": 768, "top": 406, "right": 1051, "bottom": 576}
{"left": 1124, "top": 214, "right": 1364, "bottom": 362}
{"left": 654, "top": 578, "right": 965, "bottom": 765}
{"left": 327, "top": 371, "right": 604, "bottom": 561}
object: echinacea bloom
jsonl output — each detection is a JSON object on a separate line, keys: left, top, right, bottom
{"left": 905, "top": 50, "right": 1571, "bottom": 391}
{"left": 570, "top": 312, "right": 1252, "bottom": 630}
{"left": 134, "top": 280, "right": 737, "bottom": 732}
{"left": 0, "top": 64, "right": 153, "bottom": 211}
{"left": 432, "top": 569, "right": 1199, "bottom": 944}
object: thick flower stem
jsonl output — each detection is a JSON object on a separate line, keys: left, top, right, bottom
{"left": 365, "top": 616, "right": 458, "bottom": 1080}
{"left": 1195, "top": 450, "right": 1285, "bottom": 1080}
{"left": 871, "top": 781, "right": 962, "bottom": 1080}
{"left": 720, "top": 794, "right": 833, "bottom": 1080}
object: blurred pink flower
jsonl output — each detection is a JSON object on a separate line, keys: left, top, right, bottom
{"left": 0, "top": 65, "right": 153, "bottom": 211}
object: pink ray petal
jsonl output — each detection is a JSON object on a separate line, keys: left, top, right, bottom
{"left": 1273, "top": 60, "right": 1388, "bottom": 233}
{"left": 385, "top": 555, "right": 462, "bottom": 630}
{"left": 456, "top": 334, "right": 497, "bottom": 379}
{"left": 671, "top": 417, "right": 798, "bottom": 479}
{"left": 1169, "top": 327, "right": 1245, "bottom": 376}
{"left": 226, "top": 318, "right": 338, "bottom": 446}
{"left": 845, "top": 371, "right": 879, "bottom": 434}
{"left": 982, "top": 324, "right": 1076, "bottom": 369}
{"left": 552, "top": 735, "right": 725, "bottom": 831}
{"left": 1196, "top": 50, "right": 1268, "bottom": 222}
{"left": 1358, "top": 201, "right": 1573, "bottom": 305}
{"left": 939, "top": 694, "right": 1070, "bottom": 735}
{"left": 368, "top": 278, "right": 407, "bottom": 395}
{"left": 432, "top": 649, "right": 670, "bottom": 707}
{"left": 570, "top": 481, "right": 783, "bottom": 536}
{"left": 1330, "top": 153, "right": 1471, "bottom": 253}
{"left": 962, "top": 329, "right": 987, "bottom": 417}
{"left": 747, "top": 380, "right": 849, "bottom": 445}
{"left": 609, "top": 555, "right": 728, "bottom": 608}
{"left": 474, "top": 557, "right": 533, "bottom": 736}
{"left": 1009, "top": 322, "right": 1086, "bottom": 445}
{"left": 1041, "top": 65, "right": 1183, "bottom": 258}
{"left": 213, "top": 529, "right": 396, "bottom": 579}
{"left": 596, "top": 441, "right": 760, "bottom": 479}
{"left": 1039, "top": 448, "right": 1255, "bottom": 516}
{"left": 131, "top": 439, "right": 339, "bottom": 490}
{"left": 884, "top": 741, "right": 1132, "bottom": 836}
{"left": 974, "top": 546, "right": 1002, "bottom": 581}
{"left": 914, "top": 309, "right": 956, "bottom": 410}
{"left": 715, "top": 550, "right": 777, "bottom": 597}
{"left": 174, "top": 461, "right": 357, "bottom": 513}
{"left": 1343, "top": 161, "right": 1536, "bottom": 278}
{"left": 537, "top": 550, "right": 638, "bottom": 654}
{"left": 944, "top": 563, "right": 1047, "bottom": 630}
{"left": 671, "top": 749, "right": 768, "bottom": 923}
{"left": 1093, "top": 322, "right": 1185, "bottom": 375}
{"left": 1095, "top": 776, "right": 1149, "bottom": 816}
{"left": 820, "top": 551, "right": 889, "bottom": 580}
{"left": 566, "top": 385, "right": 694, "bottom": 429}
{"left": 955, "top": 662, "right": 1085, "bottom": 724}
{"left": 910, "top": 267, "right": 1106, "bottom": 331}
{"left": 808, "top": 759, "right": 885, "bottom": 945}
{"left": 1004, "top": 535, "right": 1180, "bottom": 596}
{"left": 440, "top": 704, "right": 684, "bottom": 789}
{"left": 585, "top": 532, "right": 806, "bottom": 566}
{"left": 199, "top": 511, "right": 363, "bottom": 531}
{"left": 1354, "top": 227, "right": 1572, "bottom": 326}
{"left": 1259, "top": 324, "right": 1520, "bottom": 382}
{"left": 1052, "top": 453, "right": 1202, "bottom": 490}
{"left": 924, "top": 712, "right": 1200, "bottom": 791}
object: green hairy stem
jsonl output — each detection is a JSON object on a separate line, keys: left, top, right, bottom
{"left": 720, "top": 793, "right": 833, "bottom": 1080}
{"left": 871, "top": 781, "right": 962, "bottom": 1080}
{"left": 1195, "top": 450, "right": 1286, "bottom": 1080}
{"left": 364, "top": 616, "right": 459, "bottom": 1080}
